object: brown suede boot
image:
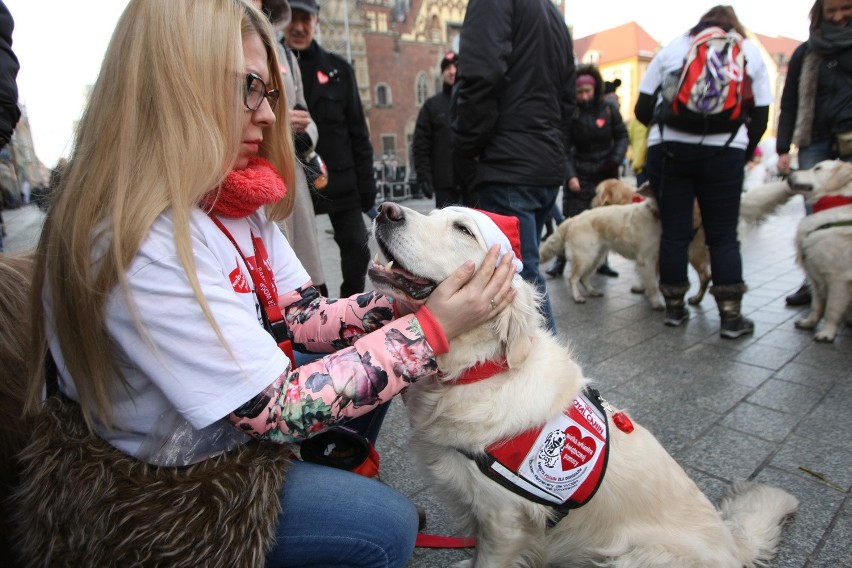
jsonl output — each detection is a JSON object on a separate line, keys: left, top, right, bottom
{"left": 710, "top": 283, "right": 755, "bottom": 339}
{"left": 660, "top": 284, "right": 691, "bottom": 327}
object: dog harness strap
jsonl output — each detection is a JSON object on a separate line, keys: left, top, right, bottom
{"left": 208, "top": 214, "right": 296, "bottom": 368}
{"left": 462, "top": 387, "right": 610, "bottom": 514}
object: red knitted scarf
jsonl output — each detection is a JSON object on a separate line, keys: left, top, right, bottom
{"left": 202, "top": 157, "right": 287, "bottom": 218}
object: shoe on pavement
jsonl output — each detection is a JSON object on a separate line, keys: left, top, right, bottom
{"left": 596, "top": 264, "right": 619, "bottom": 278}
{"left": 785, "top": 283, "right": 811, "bottom": 306}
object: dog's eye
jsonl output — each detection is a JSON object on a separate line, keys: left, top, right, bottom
{"left": 454, "top": 223, "right": 475, "bottom": 238}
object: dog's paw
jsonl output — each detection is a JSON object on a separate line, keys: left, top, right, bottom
{"left": 573, "top": 295, "right": 587, "bottom": 304}
{"left": 814, "top": 330, "right": 837, "bottom": 342}
{"left": 450, "top": 560, "right": 473, "bottom": 568}
{"left": 687, "top": 295, "right": 703, "bottom": 305}
{"left": 630, "top": 285, "right": 645, "bottom": 294}
{"left": 650, "top": 302, "right": 665, "bottom": 311}
{"left": 794, "top": 318, "right": 818, "bottom": 330}
{"left": 588, "top": 289, "right": 604, "bottom": 297}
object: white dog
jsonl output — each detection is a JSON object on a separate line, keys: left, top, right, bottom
{"left": 541, "top": 182, "right": 795, "bottom": 309}
{"left": 787, "top": 159, "right": 852, "bottom": 342}
{"left": 370, "top": 202, "right": 798, "bottom": 568}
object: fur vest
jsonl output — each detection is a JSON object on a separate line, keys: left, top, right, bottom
{"left": 793, "top": 49, "right": 821, "bottom": 148}
{"left": 11, "top": 396, "right": 291, "bottom": 567}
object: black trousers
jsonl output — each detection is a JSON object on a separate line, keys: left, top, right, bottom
{"left": 327, "top": 206, "right": 370, "bottom": 297}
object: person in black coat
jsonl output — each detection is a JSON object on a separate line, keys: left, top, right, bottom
{"left": 412, "top": 51, "right": 466, "bottom": 208}
{"left": 775, "top": 0, "right": 852, "bottom": 307}
{"left": 0, "top": 0, "right": 18, "bottom": 151}
{"left": 452, "top": 0, "right": 575, "bottom": 334}
{"left": 545, "top": 64, "right": 629, "bottom": 278}
{"left": 285, "top": 0, "right": 377, "bottom": 297}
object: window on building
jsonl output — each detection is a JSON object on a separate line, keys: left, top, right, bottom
{"left": 583, "top": 50, "right": 601, "bottom": 65}
{"left": 416, "top": 73, "right": 429, "bottom": 106}
{"left": 381, "top": 135, "right": 396, "bottom": 158}
{"left": 376, "top": 84, "right": 391, "bottom": 107}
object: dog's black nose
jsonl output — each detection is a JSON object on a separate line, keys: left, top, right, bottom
{"left": 377, "top": 202, "right": 404, "bottom": 223}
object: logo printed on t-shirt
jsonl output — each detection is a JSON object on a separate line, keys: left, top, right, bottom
{"left": 229, "top": 256, "right": 251, "bottom": 293}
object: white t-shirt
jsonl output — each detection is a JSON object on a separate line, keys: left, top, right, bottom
{"left": 47, "top": 209, "right": 310, "bottom": 461}
{"left": 639, "top": 33, "right": 773, "bottom": 149}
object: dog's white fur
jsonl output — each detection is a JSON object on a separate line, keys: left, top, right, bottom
{"left": 370, "top": 204, "right": 798, "bottom": 567}
{"left": 787, "top": 159, "right": 852, "bottom": 342}
{"left": 541, "top": 181, "right": 795, "bottom": 308}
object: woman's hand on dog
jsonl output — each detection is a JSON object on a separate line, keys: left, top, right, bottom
{"left": 425, "top": 245, "right": 517, "bottom": 340}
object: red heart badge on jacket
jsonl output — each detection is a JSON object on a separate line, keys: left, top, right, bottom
{"left": 317, "top": 70, "right": 329, "bottom": 84}
{"left": 596, "top": 118, "right": 606, "bottom": 128}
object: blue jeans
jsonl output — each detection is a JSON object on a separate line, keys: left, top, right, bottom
{"left": 474, "top": 184, "right": 560, "bottom": 333}
{"left": 266, "top": 461, "right": 419, "bottom": 567}
{"left": 646, "top": 143, "right": 746, "bottom": 287}
{"left": 798, "top": 139, "right": 838, "bottom": 216}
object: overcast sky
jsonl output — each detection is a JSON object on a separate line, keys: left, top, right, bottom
{"left": 7, "top": 0, "right": 810, "bottom": 169}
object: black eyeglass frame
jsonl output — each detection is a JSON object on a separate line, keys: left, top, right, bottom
{"left": 244, "top": 73, "right": 280, "bottom": 112}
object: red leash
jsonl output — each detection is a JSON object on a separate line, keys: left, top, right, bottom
{"left": 415, "top": 533, "right": 476, "bottom": 548}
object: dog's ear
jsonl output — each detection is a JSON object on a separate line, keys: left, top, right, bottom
{"left": 824, "top": 161, "right": 852, "bottom": 195}
{"left": 495, "top": 279, "right": 541, "bottom": 368}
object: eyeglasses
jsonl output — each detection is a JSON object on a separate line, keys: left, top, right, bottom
{"left": 245, "top": 73, "right": 280, "bottom": 112}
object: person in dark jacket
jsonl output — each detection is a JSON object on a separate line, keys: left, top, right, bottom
{"left": 547, "top": 65, "right": 629, "bottom": 278}
{"left": 412, "top": 51, "right": 466, "bottom": 208}
{"left": 775, "top": 0, "right": 852, "bottom": 307}
{"left": 452, "top": 0, "right": 575, "bottom": 334}
{"left": 0, "top": 0, "right": 19, "bottom": 151}
{"left": 284, "top": 0, "right": 377, "bottom": 297}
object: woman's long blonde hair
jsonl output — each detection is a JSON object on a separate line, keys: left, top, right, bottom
{"left": 25, "top": 0, "right": 296, "bottom": 427}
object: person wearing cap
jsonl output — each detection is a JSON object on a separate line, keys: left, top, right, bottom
{"left": 412, "top": 51, "right": 467, "bottom": 208}
{"left": 546, "top": 63, "right": 629, "bottom": 279}
{"left": 452, "top": 0, "right": 575, "bottom": 334}
{"left": 255, "top": 0, "right": 328, "bottom": 298}
{"left": 284, "top": 0, "right": 377, "bottom": 297}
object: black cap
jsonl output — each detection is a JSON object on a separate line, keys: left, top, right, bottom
{"left": 289, "top": 0, "right": 319, "bottom": 15}
{"left": 440, "top": 51, "right": 458, "bottom": 71}
{"left": 604, "top": 78, "right": 622, "bottom": 94}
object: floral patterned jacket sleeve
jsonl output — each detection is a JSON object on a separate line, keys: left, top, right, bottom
{"left": 282, "top": 284, "right": 397, "bottom": 353}
{"left": 226, "top": 284, "right": 446, "bottom": 444}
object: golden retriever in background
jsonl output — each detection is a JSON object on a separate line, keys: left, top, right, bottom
{"left": 591, "top": 179, "right": 639, "bottom": 208}
{"left": 787, "top": 160, "right": 852, "bottom": 342}
{"left": 369, "top": 202, "right": 798, "bottom": 567}
{"left": 0, "top": 254, "right": 36, "bottom": 561}
{"left": 591, "top": 179, "right": 712, "bottom": 305}
{"left": 550, "top": 179, "right": 796, "bottom": 309}
{"left": 541, "top": 186, "right": 665, "bottom": 309}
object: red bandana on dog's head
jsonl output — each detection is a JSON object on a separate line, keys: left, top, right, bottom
{"left": 444, "top": 207, "right": 524, "bottom": 273}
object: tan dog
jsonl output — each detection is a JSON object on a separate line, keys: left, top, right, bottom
{"left": 592, "top": 179, "right": 712, "bottom": 304}
{"left": 369, "top": 203, "right": 797, "bottom": 567}
{"left": 787, "top": 159, "right": 852, "bottom": 342}
{"left": 545, "top": 180, "right": 796, "bottom": 308}
{"left": 541, "top": 186, "right": 665, "bottom": 308}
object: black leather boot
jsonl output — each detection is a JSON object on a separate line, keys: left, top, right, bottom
{"left": 785, "top": 282, "right": 811, "bottom": 306}
{"left": 660, "top": 284, "right": 691, "bottom": 327}
{"left": 545, "top": 255, "right": 567, "bottom": 277}
{"left": 711, "top": 283, "right": 755, "bottom": 339}
{"left": 596, "top": 255, "right": 619, "bottom": 277}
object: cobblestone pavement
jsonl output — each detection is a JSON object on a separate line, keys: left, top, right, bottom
{"left": 5, "top": 192, "right": 850, "bottom": 567}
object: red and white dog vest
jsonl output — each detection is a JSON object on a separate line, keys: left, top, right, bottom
{"left": 465, "top": 388, "right": 609, "bottom": 512}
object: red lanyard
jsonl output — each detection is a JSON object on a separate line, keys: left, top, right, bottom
{"left": 208, "top": 214, "right": 296, "bottom": 368}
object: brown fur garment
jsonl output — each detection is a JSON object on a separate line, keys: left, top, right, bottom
{"left": 12, "top": 396, "right": 291, "bottom": 567}
{"left": 0, "top": 254, "right": 35, "bottom": 562}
